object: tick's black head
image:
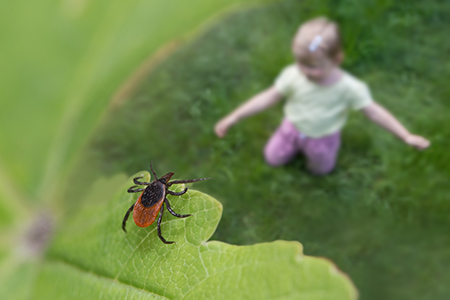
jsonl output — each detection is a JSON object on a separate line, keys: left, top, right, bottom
{"left": 158, "top": 172, "right": 174, "bottom": 184}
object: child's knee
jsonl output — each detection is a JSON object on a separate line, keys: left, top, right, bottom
{"left": 306, "top": 148, "right": 336, "bottom": 175}
{"left": 264, "top": 146, "right": 286, "bottom": 166}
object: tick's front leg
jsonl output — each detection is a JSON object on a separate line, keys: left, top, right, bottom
{"left": 167, "top": 177, "right": 210, "bottom": 187}
{"left": 127, "top": 186, "right": 145, "bottom": 193}
{"left": 133, "top": 176, "right": 150, "bottom": 185}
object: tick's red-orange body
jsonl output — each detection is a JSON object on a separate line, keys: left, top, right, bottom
{"left": 133, "top": 193, "right": 163, "bottom": 228}
{"left": 122, "top": 164, "right": 209, "bottom": 244}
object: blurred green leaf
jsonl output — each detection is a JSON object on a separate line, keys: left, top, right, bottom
{"left": 37, "top": 172, "right": 357, "bottom": 299}
{"left": 0, "top": 258, "right": 37, "bottom": 300}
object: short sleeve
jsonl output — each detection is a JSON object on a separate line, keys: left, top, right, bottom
{"left": 348, "top": 81, "right": 373, "bottom": 111}
{"left": 274, "top": 65, "right": 296, "bottom": 96}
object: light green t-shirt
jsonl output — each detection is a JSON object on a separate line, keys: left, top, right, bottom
{"left": 274, "top": 64, "right": 373, "bottom": 138}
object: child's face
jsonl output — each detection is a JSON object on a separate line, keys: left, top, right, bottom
{"left": 294, "top": 54, "right": 339, "bottom": 83}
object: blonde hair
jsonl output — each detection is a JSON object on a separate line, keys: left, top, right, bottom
{"left": 292, "top": 17, "right": 343, "bottom": 60}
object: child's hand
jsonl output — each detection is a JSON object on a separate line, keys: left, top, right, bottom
{"left": 214, "top": 87, "right": 282, "bottom": 138}
{"left": 215, "top": 115, "right": 237, "bottom": 138}
{"left": 403, "top": 134, "right": 430, "bottom": 150}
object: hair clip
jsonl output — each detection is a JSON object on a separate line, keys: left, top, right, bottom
{"left": 308, "top": 35, "right": 323, "bottom": 52}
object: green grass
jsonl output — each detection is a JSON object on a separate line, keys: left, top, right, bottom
{"left": 68, "top": 0, "right": 450, "bottom": 299}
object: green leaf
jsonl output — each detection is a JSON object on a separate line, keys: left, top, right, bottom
{"left": 0, "top": 0, "right": 268, "bottom": 296}
{"left": 38, "top": 172, "right": 357, "bottom": 299}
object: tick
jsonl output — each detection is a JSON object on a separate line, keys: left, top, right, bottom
{"left": 122, "top": 163, "right": 210, "bottom": 244}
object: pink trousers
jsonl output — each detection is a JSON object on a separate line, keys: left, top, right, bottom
{"left": 264, "top": 119, "right": 341, "bottom": 175}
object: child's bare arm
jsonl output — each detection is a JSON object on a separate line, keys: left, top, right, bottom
{"left": 215, "top": 86, "right": 283, "bottom": 138}
{"left": 362, "top": 102, "right": 430, "bottom": 150}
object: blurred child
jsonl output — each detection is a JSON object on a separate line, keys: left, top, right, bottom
{"left": 214, "top": 17, "right": 430, "bottom": 175}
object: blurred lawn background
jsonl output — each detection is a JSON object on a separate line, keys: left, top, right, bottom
{"left": 1, "top": 0, "right": 449, "bottom": 299}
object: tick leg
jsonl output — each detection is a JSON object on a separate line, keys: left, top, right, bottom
{"left": 127, "top": 185, "right": 145, "bottom": 193}
{"left": 167, "top": 177, "right": 210, "bottom": 187}
{"left": 150, "top": 161, "right": 158, "bottom": 180}
{"left": 122, "top": 203, "right": 135, "bottom": 233}
{"left": 164, "top": 198, "right": 191, "bottom": 218}
{"left": 157, "top": 203, "right": 175, "bottom": 244}
{"left": 133, "top": 176, "right": 150, "bottom": 185}
{"left": 167, "top": 187, "right": 188, "bottom": 196}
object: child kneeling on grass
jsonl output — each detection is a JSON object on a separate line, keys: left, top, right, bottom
{"left": 214, "top": 17, "right": 430, "bottom": 175}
